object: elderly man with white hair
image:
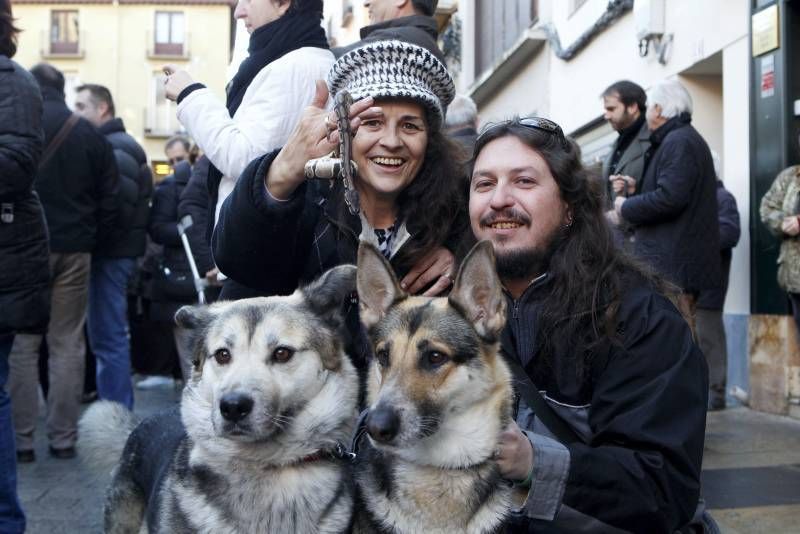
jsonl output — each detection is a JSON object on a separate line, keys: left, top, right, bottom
{"left": 614, "top": 79, "right": 721, "bottom": 326}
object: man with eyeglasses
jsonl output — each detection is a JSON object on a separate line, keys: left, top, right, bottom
{"left": 469, "top": 117, "right": 710, "bottom": 533}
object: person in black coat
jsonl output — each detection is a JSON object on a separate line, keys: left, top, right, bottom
{"left": 334, "top": 0, "right": 444, "bottom": 62}
{"left": 177, "top": 155, "right": 218, "bottom": 285}
{"left": 213, "top": 41, "right": 464, "bottom": 365}
{"left": 147, "top": 161, "right": 200, "bottom": 384}
{"left": 9, "top": 63, "right": 119, "bottom": 461}
{"left": 617, "top": 79, "right": 721, "bottom": 324}
{"left": 696, "top": 166, "right": 741, "bottom": 410}
{"left": 0, "top": 5, "right": 49, "bottom": 527}
{"left": 74, "top": 83, "right": 153, "bottom": 409}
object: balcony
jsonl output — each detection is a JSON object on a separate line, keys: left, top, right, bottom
{"left": 41, "top": 29, "right": 85, "bottom": 59}
{"left": 143, "top": 106, "right": 186, "bottom": 139}
{"left": 146, "top": 30, "right": 190, "bottom": 60}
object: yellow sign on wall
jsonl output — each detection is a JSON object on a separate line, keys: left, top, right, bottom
{"left": 752, "top": 4, "right": 780, "bottom": 57}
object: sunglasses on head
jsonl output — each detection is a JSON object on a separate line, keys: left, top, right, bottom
{"left": 478, "top": 117, "right": 570, "bottom": 150}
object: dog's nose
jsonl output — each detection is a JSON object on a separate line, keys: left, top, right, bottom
{"left": 366, "top": 405, "right": 400, "bottom": 443}
{"left": 219, "top": 393, "right": 254, "bottom": 422}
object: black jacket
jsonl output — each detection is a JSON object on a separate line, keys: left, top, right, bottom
{"left": 149, "top": 161, "right": 192, "bottom": 275}
{"left": 620, "top": 114, "right": 721, "bottom": 292}
{"left": 0, "top": 57, "right": 50, "bottom": 335}
{"left": 34, "top": 86, "right": 119, "bottom": 253}
{"left": 504, "top": 273, "right": 707, "bottom": 533}
{"left": 97, "top": 118, "right": 153, "bottom": 258}
{"left": 177, "top": 156, "right": 215, "bottom": 275}
{"left": 333, "top": 15, "right": 445, "bottom": 64}
{"left": 696, "top": 181, "right": 741, "bottom": 310}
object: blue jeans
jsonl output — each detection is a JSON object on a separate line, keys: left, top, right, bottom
{"left": 87, "top": 257, "right": 136, "bottom": 409}
{"left": 0, "top": 333, "right": 25, "bottom": 533}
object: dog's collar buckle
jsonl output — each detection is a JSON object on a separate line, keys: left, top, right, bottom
{"left": 331, "top": 441, "right": 357, "bottom": 463}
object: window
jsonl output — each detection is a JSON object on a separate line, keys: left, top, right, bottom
{"left": 145, "top": 73, "right": 183, "bottom": 137}
{"left": 50, "top": 10, "right": 79, "bottom": 55}
{"left": 475, "top": 0, "right": 537, "bottom": 77}
{"left": 154, "top": 11, "right": 185, "bottom": 56}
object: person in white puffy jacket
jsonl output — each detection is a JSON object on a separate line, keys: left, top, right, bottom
{"left": 164, "top": 0, "right": 334, "bottom": 230}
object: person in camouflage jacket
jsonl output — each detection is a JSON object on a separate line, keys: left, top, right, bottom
{"left": 760, "top": 161, "right": 800, "bottom": 332}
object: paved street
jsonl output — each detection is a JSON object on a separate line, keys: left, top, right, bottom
{"left": 15, "top": 384, "right": 800, "bottom": 533}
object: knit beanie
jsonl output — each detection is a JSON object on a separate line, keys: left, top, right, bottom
{"left": 327, "top": 40, "right": 455, "bottom": 131}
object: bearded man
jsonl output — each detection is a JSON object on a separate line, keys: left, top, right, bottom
{"left": 469, "top": 118, "right": 710, "bottom": 533}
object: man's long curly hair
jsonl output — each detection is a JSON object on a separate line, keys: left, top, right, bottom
{"left": 472, "top": 120, "right": 672, "bottom": 372}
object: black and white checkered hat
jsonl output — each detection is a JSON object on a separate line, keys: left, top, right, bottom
{"left": 327, "top": 40, "right": 455, "bottom": 131}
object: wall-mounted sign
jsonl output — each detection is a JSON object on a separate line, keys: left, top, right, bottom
{"left": 752, "top": 4, "right": 780, "bottom": 57}
{"left": 761, "top": 54, "right": 775, "bottom": 99}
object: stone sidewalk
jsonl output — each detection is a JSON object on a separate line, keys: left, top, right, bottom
{"left": 14, "top": 388, "right": 800, "bottom": 533}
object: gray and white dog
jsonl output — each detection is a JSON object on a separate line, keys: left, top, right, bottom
{"left": 79, "top": 265, "right": 360, "bottom": 534}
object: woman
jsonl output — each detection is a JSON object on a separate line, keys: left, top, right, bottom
{"left": 760, "top": 137, "right": 800, "bottom": 339}
{"left": 213, "top": 40, "right": 464, "bottom": 348}
{"left": 0, "top": 0, "right": 50, "bottom": 530}
{"left": 164, "top": 0, "right": 334, "bottom": 298}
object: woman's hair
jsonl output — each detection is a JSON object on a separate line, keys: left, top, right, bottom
{"left": 472, "top": 120, "right": 673, "bottom": 373}
{"left": 0, "top": 0, "right": 21, "bottom": 58}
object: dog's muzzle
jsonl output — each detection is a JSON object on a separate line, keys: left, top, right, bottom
{"left": 219, "top": 392, "right": 254, "bottom": 423}
{"left": 365, "top": 405, "right": 401, "bottom": 444}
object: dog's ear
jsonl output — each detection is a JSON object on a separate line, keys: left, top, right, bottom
{"left": 357, "top": 242, "right": 406, "bottom": 329}
{"left": 301, "top": 264, "right": 357, "bottom": 319}
{"left": 175, "top": 305, "right": 214, "bottom": 373}
{"left": 448, "top": 241, "right": 507, "bottom": 340}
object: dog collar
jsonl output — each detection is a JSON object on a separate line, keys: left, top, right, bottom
{"left": 296, "top": 442, "right": 357, "bottom": 465}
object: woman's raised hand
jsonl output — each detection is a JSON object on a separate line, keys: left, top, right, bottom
{"left": 266, "top": 80, "right": 375, "bottom": 200}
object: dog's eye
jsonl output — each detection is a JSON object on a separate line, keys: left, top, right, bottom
{"left": 213, "top": 349, "right": 231, "bottom": 365}
{"left": 273, "top": 346, "right": 294, "bottom": 363}
{"left": 375, "top": 348, "right": 390, "bottom": 367}
{"left": 423, "top": 350, "right": 449, "bottom": 369}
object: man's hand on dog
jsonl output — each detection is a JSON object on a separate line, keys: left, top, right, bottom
{"left": 266, "top": 80, "right": 376, "bottom": 200}
{"left": 496, "top": 421, "right": 534, "bottom": 482}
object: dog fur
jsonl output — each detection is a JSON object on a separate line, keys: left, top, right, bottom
{"left": 79, "top": 265, "right": 360, "bottom": 534}
{"left": 352, "top": 241, "right": 516, "bottom": 534}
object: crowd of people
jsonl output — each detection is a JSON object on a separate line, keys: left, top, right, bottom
{"left": 2, "top": 0, "right": 799, "bottom": 532}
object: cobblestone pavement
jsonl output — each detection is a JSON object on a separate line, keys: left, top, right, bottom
{"left": 16, "top": 380, "right": 181, "bottom": 534}
{"left": 15, "top": 385, "right": 800, "bottom": 533}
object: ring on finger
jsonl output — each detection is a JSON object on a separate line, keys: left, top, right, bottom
{"left": 443, "top": 272, "right": 454, "bottom": 285}
{"left": 324, "top": 115, "right": 334, "bottom": 130}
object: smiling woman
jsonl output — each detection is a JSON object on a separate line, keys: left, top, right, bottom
{"left": 212, "top": 40, "right": 467, "bottom": 366}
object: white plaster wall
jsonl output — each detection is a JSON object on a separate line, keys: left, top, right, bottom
{"left": 679, "top": 73, "right": 724, "bottom": 157}
{"left": 722, "top": 36, "right": 751, "bottom": 315}
{"left": 478, "top": 52, "right": 551, "bottom": 126}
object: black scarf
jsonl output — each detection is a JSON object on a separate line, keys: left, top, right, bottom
{"left": 225, "top": 10, "right": 329, "bottom": 116}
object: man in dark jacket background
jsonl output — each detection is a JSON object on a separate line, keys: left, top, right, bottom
{"left": 616, "top": 79, "right": 721, "bottom": 326}
{"left": 334, "top": 0, "right": 444, "bottom": 62}
{"left": 74, "top": 83, "right": 152, "bottom": 409}
{"left": 8, "top": 63, "right": 119, "bottom": 461}
{"left": 696, "top": 152, "right": 741, "bottom": 410}
{"left": 0, "top": 5, "right": 50, "bottom": 528}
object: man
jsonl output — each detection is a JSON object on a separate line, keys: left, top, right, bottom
{"left": 600, "top": 80, "right": 650, "bottom": 242}
{"left": 75, "top": 83, "right": 152, "bottom": 409}
{"left": 444, "top": 93, "right": 479, "bottom": 157}
{"left": 334, "top": 0, "right": 444, "bottom": 62}
{"left": 696, "top": 152, "right": 740, "bottom": 411}
{"left": 616, "top": 79, "right": 721, "bottom": 322}
{"left": 8, "top": 64, "right": 118, "bottom": 460}
{"left": 164, "top": 135, "right": 190, "bottom": 166}
{"left": 469, "top": 118, "right": 708, "bottom": 532}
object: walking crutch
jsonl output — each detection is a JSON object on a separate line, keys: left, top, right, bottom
{"left": 176, "top": 214, "right": 208, "bottom": 304}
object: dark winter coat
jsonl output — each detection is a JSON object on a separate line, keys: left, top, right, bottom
{"left": 97, "top": 118, "right": 153, "bottom": 258}
{"left": 34, "top": 86, "right": 119, "bottom": 253}
{"left": 333, "top": 15, "right": 445, "bottom": 63}
{"left": 148, "top": 161, "right": 194, "bottom": 321}
{"left": 503, "top": 272, "right": 707, "bottom": 533}
{"left": 0, "top": 57, "right": 50, "bottom": 335}
{"left": 697, "top": 181, "right": 741, "bottom": 310}
{"left": 620, "top": 114, "right": 721, "bottom": 292}
{"left": 177, "top": 156, "right": 215, "bottom": 275}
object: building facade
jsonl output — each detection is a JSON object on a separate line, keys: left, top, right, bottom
{"left": 12, "top": 0, "right": 234, "bottom": 176}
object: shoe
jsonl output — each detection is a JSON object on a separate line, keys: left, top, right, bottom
{"left": 136, "top": 375, "right": 175, "bottom": 390}
{"left": 49, "top": 446, "right": 76, "bottom": 459}
{"left": 16, "top": 450, "right": 35, "bottom": 463}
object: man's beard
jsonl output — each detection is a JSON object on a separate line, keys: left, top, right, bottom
{"left": 495, "top": 246, "right": 551, "bottom": 281}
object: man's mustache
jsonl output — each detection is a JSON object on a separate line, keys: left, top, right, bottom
{"left": 479, "top": 209, "right": 531, "bottom": 227}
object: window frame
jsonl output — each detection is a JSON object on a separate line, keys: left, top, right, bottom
{"left": 153, "top": 11, "right": 185, "bottom": 57}
{"left": 49, "top": 9, "right": 80, "bottom": 55}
